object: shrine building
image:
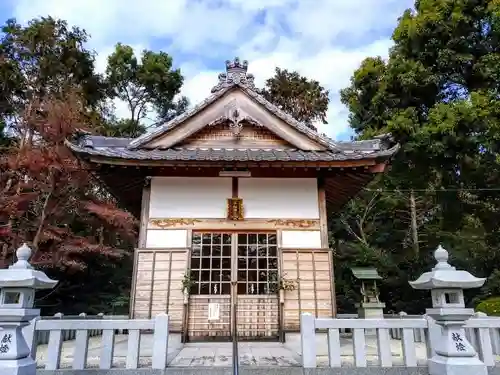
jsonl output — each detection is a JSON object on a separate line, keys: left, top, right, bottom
{"left": 67, "top": 58, "right": 398, "bottom": 341}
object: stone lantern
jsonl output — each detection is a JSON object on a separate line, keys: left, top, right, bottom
{"left": 410, "top": 245, "right": 486, "bottom": 375}
{"left": 0, "top": 243, "right": 58, "bottom": 375}
{"left": 351, "top": 267, "right": 385, "bottom": 319}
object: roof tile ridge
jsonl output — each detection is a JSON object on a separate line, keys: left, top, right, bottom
{"left": 127, "top": 86, "right": 233, "bottom": 150}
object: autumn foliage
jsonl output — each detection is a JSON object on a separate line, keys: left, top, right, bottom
{"left": 0, "top": 93, "right": 137, "bottom": 271}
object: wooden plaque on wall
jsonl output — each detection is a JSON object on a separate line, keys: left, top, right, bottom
{"left": 227, "top": 198, "right": 244, "bottom": 221}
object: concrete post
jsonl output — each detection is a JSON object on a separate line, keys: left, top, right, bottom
{"left": 0, "top": 244, "right": 58, "bottom": 375}
{"left": 410, "top": 245, "right": 487, "bottom": 375}
{"left": 300, "top": 312, "right": 316, "bottom": 368}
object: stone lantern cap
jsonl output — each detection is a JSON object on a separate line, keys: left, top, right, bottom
{"left": 0, "top": 243, "right": 58, "bottom": 289}
{"left": 410, "top": 245, "right": 485, "bottom": 290}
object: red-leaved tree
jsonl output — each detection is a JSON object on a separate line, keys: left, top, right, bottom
{"left": 0, "top": 92, "right": 137, "bottom": 272}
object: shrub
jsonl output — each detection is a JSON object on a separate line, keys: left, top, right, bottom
{"left": 476, "top": 296, "right": 500, "bottom": 316}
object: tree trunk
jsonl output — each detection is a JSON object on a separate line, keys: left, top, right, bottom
{"left": 409, "top": 190, "right": 419, "bottom": 257}
{"left": 33, "top": 175, "right": 55, "bottom": 251}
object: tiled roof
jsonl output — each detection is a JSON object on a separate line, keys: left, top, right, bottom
{"left": 127, "top": 83, "right": 342, "bottom": 151}
{"left": 67, "top": 136, "right": 399, "bottom": 163}
{"left": 67, "top": 58, "right": 400, "bottom": 164}
{"left": 126, "top": 57, "right": 386, "bottom": 152}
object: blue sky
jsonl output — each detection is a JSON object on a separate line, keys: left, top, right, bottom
{"left": 3, "top": 0, "right": 414, "bottom": 140}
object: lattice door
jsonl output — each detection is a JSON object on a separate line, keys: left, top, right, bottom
{"left": 187, "top": 232, "right": 232, "bottom": 340}
{"left": 235, "top": 232, "right": 279, "bottom": 340}
{"left": 187, "top": 232, "right": 279, "bottom": 341}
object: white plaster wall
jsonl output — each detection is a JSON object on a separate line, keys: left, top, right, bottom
{"left": 238, "top": 178, "right": 319, "bottom": 219}
{"left": 281, "top": 231, "right": 322, "bottom": 249}
{"left": 149, "top": 177, "right": 232, "bottom": 218}
{"left": 146, "top": 229, "right": 188, "bottom": 248}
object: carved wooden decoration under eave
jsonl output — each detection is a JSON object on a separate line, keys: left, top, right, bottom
{"left": 266, "top": 219, "right": 318, "bottom": 229}
{"left": 147, "top": 218, "right": 321, "bottom": 230}
{"left": 149, "top": 218, "right": 202, "bottom": 228}
{"left": 227, "top": 198, "right": 244, "bottom": 221}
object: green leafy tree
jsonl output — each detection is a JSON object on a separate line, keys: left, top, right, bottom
{"left": 341, "top": 0, "right": 500, "bottom": 236}
{"left": 336, "top": 0, "right": 500, "bottom": 313}
{"left": 105, "top": 43, "right": 188, "bottom": 137}
{"left": 259, "top": 68, "right": 330, "bottom": 131}
{"left": 0, "top": 17, "right": 106, "bottom": 121}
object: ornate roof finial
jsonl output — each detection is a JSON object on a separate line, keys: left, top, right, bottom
{"left": 211, "top": 57, "right": 255, "bottom": 93}
{"left": 10, "top": 243, "right": 33, "bottom": 270}
{"left": 434, "top": 244, "right": 452, "bottom": 269}
{"left": 0, "top": 242, "right": 58, "bottom": 291}
{"left": 225, "top": 57, "right": 248, "bottom": 75}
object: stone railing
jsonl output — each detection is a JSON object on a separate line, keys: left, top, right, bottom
{"left": 23, "top": 313, "right": 129, "bottom": 349}
{"left": 301, "top": 313, "right": 428, "bottom": 368}
{"left": 26, "top": 311, "right": 500, "bottom": 372}
{"left": 301, "top": 312, "right": 500, "bottom": 369}
{"left": 0, "top": 241, "right": 496, "bottom": 374}
{"left": 336, "top": 312, "right": 422, "bottom": 337}
{"left": 384, "top": 310, "right": 500, "bottom": 356}
{"left": 32, "top": 314, "right": 169, "bottom": 371}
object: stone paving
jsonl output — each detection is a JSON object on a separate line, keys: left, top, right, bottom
{"left": 35, "top": 333, "right": 431, "bottom": 369}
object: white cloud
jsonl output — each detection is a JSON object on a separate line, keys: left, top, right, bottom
{"left": 11, "top": 0, "right": 414, "bottom": 139}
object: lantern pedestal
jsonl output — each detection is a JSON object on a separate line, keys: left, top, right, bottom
{"left": 355, "top": 302, "right": 385, "bottom": 335}
{"left": 356, "top": 301, "right": 386, "bottom": 319}
{"left": 428, "top": 308, "right": 486, "bottom": 375}
{"left": 0, "top": 310, "right": 40, "bottom": 375}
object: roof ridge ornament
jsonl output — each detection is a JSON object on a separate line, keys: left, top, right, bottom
{"left": 211, "top": 57, "right": 256, "bottom": 93}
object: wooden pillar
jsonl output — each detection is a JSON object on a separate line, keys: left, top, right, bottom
{"left": 138, "top": 177, "right": 152, "bottom": 248}
{"left": 130, "top": 177, "right": 151, "bottom": 318}
{"left": 317, "top": 177, "right": 336, "bottom": 316}
{"left": 317, "top": 177, "right": 329, "bottom": 248}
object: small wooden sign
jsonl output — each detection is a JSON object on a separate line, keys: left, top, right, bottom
{"left": 208, "top": 303, "right": 220, "bottom": 321}
{"left": 227, "top": 198, "right": 244, "bottom": 221}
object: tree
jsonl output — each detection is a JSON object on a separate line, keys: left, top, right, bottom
{"left": 0, "top": 17, "right": 106, "bottom": 122}
{"left": 105, "top": 43, "right": 188, "bottom": 137}
{"left": 0, "top": 17, "right": 139, "bottom": 314}
{"left": 0, "top": 16, "right": 109, "bottom": 250}
{"left": 336, "top": 0, "right": 500, "bottom": 312}
{"left": 343, "top": 0, "right": 500, "bottom": 233}
{"left": 0, "top": 93, "right": 137, "bottom": 266}
{"left": 0, "top": 91, "right": 138, "bottom": 312}
{"left": 259, "top": 68, "right": 330, "bottom": 131}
